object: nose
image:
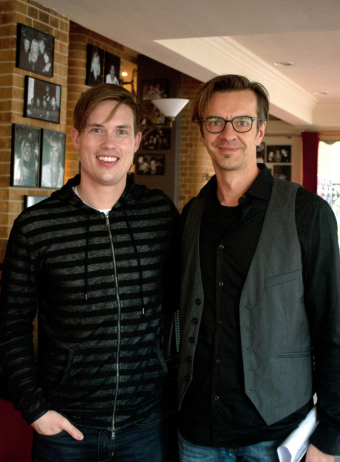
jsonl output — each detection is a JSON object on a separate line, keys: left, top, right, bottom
{"left": 219, "top": 120, "right": 237, "bottom": 140}
{"left": 101, "top": 132, "right": 117, "bottom": 149}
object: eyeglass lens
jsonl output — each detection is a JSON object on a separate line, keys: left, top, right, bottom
{"left": 205, "top": 116, "right": 254, "bottom": 133}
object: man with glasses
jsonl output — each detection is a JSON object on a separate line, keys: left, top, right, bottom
{"left": 177, "top": 74, "right": 340, "bottom": 461}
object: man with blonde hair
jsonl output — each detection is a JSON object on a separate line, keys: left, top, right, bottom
{"left": 1, "top": 84, "right": 178, "bottom": 462}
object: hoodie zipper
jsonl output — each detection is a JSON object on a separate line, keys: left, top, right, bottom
{"left": 105, "top": 215, "right": 121, "bottom": 446}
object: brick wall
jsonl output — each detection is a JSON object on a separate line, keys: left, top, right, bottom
{"left": 0, "top": 0, "right": 69, "bottom": 262}
{"left": 65, "top": 21, "right": 138, "bottom": 182}
{"left": 178, "top": 73, "right": 214, "bottom": 211}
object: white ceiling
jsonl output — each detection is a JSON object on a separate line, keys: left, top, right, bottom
{"left": 40, "top": 0, "right": 340, "bottom": 129}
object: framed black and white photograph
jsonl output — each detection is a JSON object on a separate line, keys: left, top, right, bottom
{"left": 11, "top": 124, "right": 41, "bottom": 187}
{"left": 141, "top": 128, "right": 171, "bottom": 150}
{"left": 104, "top": 52, "right": 120, "bottom": 85}
{"left": 273, "top": 165, "right": 291, "bottom": 181}
{"left": 86, "top": 45, "right": 104, "bottom": 86}
{"left": 41, "top": 129, "right": 66, "bottom": 188}
{"left": 16, "top": 23, "right": 54, "bottom": 78}
{"left": 140, "top": 102, "right": 166, "bottom": 126}
{"left": 266, "top": 145, "right": 291, "bottom": 163}
{"left": 135, "top": 153, "right": 165, "bottom": 175}
{"left": 142, "top": 79, "right": 169, "bottom": 101}
{"left": 256, "top": 142, "right": 265, "bottom": 163}
{"left": 24, "top": 195, "right": 49, "bottom": 208}
{"left": 24, "top": 76, "right": 61, "bottom": 124}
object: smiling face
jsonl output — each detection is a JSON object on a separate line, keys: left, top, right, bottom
{"left": 71, "top": 99, "right": 141, "bottom": 195}
{"left": 201, "top": 90, "right": 266, "bottom": 178}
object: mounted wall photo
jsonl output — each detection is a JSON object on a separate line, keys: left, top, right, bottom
{"left": 86, "top": 45, "right": 104, "bottom": 86}
{"left": 16, "top": 23, "right": 54, "bottom": 78}
{"left": 142, "top": 79, "right": 169, "bottom": 101}
{"left": 11, "top": 124, "right": 41, "bottom": 187}
{"left": 24, "top": 76, "right": 61, "bottom": 124}
{"left": 135, "top": 153, "right": 165, "bottom": 175}
{"left": 24, "top": 195, "right": 49, "bottom": 208}
{"left": 256, "top": 142, "right": 265, "bottom": 163}
{"left": 41, "top": 130, "right": 66, "bottom": 188}
{"left": 104, "top": 52, "right": 120, "bottom": 85}
{"left": 266, "top": 145, "right": 291, "bottom": 163}
{"left": 273, "top": 165, "right": 291, "bottom": 181}
{"left": 142, "top": 128, "right": 171, "bottom": 150}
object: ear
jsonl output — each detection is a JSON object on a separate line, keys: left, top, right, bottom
{"left": 71, "top": 128, "right": 81, "bottom": 150}
{"left": 256, "top": 121, "right": 266, "bottom": 146}
{"left": 133, "top": 131, "right": 142, "bottom": 153}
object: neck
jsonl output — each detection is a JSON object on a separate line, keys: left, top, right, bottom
{"left": 215, "top": 164, "right": 260, "bottom": 207}
{"left": 77, "top": 178, "right": 127, "bottom": 210}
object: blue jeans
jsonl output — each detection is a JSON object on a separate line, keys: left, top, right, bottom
{"left": 178, "top": 432, "right": 280, "bottom": 462}
{"left": 32, "top": 411, "right": 168, "bottom": 462}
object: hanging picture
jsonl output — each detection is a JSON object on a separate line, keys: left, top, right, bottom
{"left": 104, "top": 52, "right": 120, "bottom": 85}
{"left": 16, "top": 23, "right": 54, "bottom": 78}
{"left": 11, "top": 124, "right": 41, "bottom": 187}
{"left": 24, "top": 195, "right": 49, "bottom": 208}
{"left": 24, "top": 76, "right": 61, "bottom": 124}
{"left": 40, "top": 129, "right": 66, "bottom": 188}
{"left": 86, "top": 45, "right": 104, "bottom": 86}
{"left": 142, "top": 79, "right": 169, "bottom": 101}
{"left": 273, "top": 165, "right": 291, "bottom": 181}
{"left": 141, "top": 128, "right": 171, "bottom": 150}
{"left": 135, "top": 153, "right": 165, "bottom": 175}
{"left": 266, "top": 145, "right": 291, "bottom": 163}
{"left": 256, "top": 142, "right": 265, "bottom": 163}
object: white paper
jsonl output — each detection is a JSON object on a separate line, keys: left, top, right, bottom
{"left": 277, "top": 407, "right": 318, "bottom": 462}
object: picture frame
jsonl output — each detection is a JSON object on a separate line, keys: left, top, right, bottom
{"left": 16, "top": 23, "right": 54, "bottom": 78}
{"left": 40, "top": 129, "right": 66, "bottom": 188}
{"left": 256, "top": 142, "right": 265, "bottom": 163}
{"left": 24, "top": 195, "right": 49, "bottom": 208}
{"left": 11, "top": 124, "right": 41, "bottom": 187}
{"left": 135, "top": 153, "right": 165, "bottom": 176}
{"left": 86, "top": 45, "right": 104, "bottom": 86}
{"left": 142, "top": 79, "right": 169, "bottom": 101}
{"left": 141, "top": 128, "right": 171, "bottom": 150}
{"left": 273, "top": 165, "right": 291, "bottom": 181}
{"left": 104, "top": 51, "right": 120, "bottom": 85}
{"left": 266, "top": 145, "right": 291, "bottom": 163}
{"left": 140, "top": 102, "right": 166, "bottom": 126}
{"left": 24, "top": 76, "right": 61, "bottom": 124}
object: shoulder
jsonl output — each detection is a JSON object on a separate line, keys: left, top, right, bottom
{"left": 296, "top": 185, "right": 335, "bottom": 216}
{"left": 129, "top": 182, "right": 178, "bottom": 217}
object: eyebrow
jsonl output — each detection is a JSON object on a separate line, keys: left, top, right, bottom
{"left": 86, "top": 123, "right": 132, "bottom": 129}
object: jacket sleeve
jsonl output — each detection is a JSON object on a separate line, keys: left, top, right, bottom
{"left": 297, "top": 191, "right": 340, "bottom": 455}
{"left": 0, "top": 219, "right": 49, "bottom": 424}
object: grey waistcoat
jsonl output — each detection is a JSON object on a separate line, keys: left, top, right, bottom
{"left": 178, "top": 177, "right": 313, "bottom": 426}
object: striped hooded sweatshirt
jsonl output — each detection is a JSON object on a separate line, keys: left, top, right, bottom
{"left": 0, "top": 174, "right": 179, "bottom": 431}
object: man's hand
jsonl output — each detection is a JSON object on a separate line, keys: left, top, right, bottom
{"left": 305, "top": 444, "right": 335, "bottom": 462}
{"left": 31, "top": 410, "right": 84, "bottom": 440}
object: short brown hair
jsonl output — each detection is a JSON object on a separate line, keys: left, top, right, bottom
{"left": 73, "top": 84, "right": 141, "bottom": 135}
{"left": 191, "top": 74, "right": 269, "bottom": 134}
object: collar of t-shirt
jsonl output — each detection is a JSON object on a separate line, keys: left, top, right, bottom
{"left": 73, "top": 186, "right": 111, "bottom": 216}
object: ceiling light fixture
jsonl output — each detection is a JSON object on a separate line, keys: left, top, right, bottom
{"left": 151, "top": 98, "right": 189, "bottom": 126}
{"left": 274, "top": 62, "right": 295, "bottom": 67}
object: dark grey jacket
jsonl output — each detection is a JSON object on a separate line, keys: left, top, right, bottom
{"left": 178, "top": 177, "right": 313, "bottom": 425}
{"left": 0, "top": 174, "right": 178, "bottom": 430}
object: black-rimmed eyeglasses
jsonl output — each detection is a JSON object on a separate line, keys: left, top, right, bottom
{"left": 201, "top": 116, "right": 260, "bottom": 133}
